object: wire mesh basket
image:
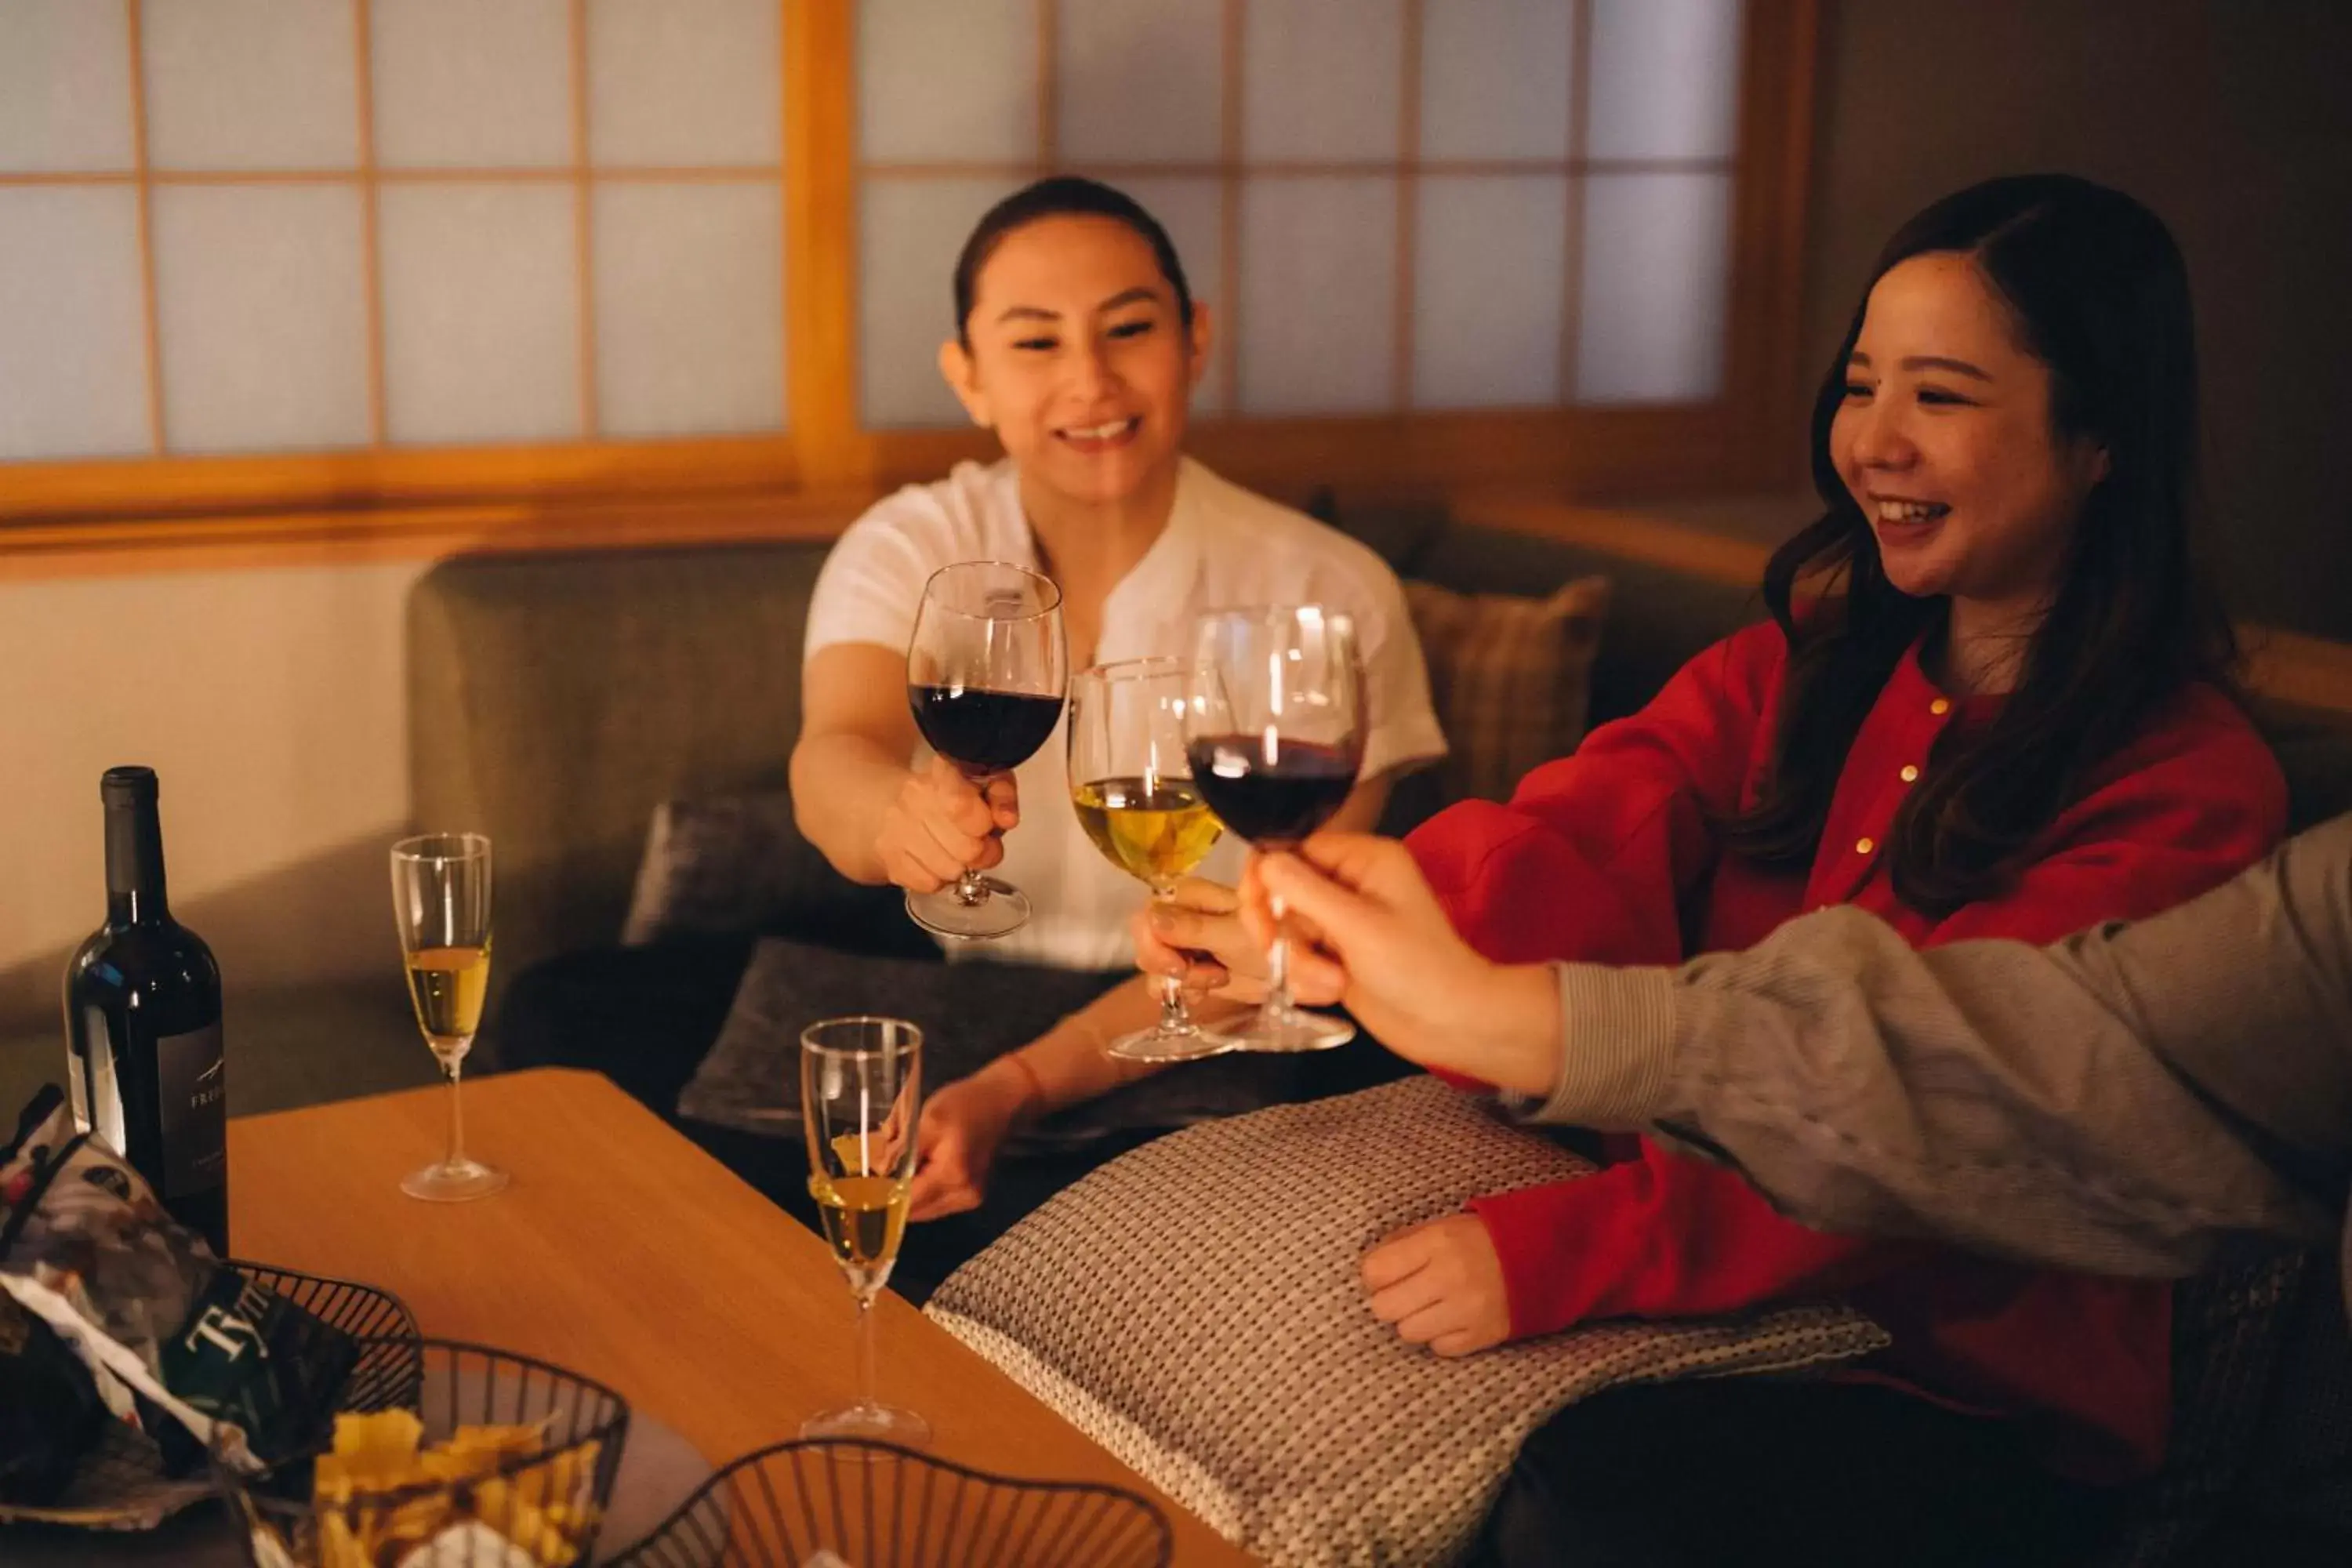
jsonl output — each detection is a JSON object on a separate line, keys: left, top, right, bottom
{"left": 216, "top": 1338, "right": 631, "bottom": 1568}
{"left": 604, "top": 1438, "right": 1173, "bottom": 1568}
{"left": 0, "top": 1261, "right": 416, "bottom": 1533}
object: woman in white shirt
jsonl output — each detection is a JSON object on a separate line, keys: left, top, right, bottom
{"left": 789, "top": 176, "right": 1445, "bottom": 1223}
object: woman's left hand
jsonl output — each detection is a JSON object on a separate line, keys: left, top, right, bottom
{"left": 1361, "top": 1213, "right": 1512, "bottom": 1357}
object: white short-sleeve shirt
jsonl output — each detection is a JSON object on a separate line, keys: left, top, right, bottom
{"left": 804, "top": 456, "right": 1447, "bottom": 971}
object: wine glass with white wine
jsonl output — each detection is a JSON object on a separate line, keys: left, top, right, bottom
{"left": 1069, "top": 656, "right": 1230, "bottom": 1060}
{"left": 389, "top": 833, "right": 507, "bottom": 1202}
{"left": 800, "top": 1015, "right": 927, "bottom": 1445}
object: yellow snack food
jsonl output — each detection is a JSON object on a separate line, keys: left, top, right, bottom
{"left": 294, "top": 1410, "right": 599, "bottom": 1567}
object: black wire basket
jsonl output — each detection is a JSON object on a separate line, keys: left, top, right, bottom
{"left": 0, "top": 1261, "right": 416, "bottom": 1533}
{"left": 604, "top": 1438, "right": 1173, "bottom": 1568}
{"left": 216, "top": 1338, "right": 631, "bottom": 1568}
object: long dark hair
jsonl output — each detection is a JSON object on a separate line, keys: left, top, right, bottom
{"left": 1724, "top": 174, "right": 2238, "bottom": 916}
{"left": 952, "top": 176, "right": 1195, "bottom": 347}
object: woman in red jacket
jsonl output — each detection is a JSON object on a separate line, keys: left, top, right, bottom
{"left": 1149, "top": 174, "right": 2286, "bottom": 1565}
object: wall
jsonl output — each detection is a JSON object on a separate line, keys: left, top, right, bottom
{"left": 0, "top": 562, "right": 423, "bottom": 1032}
{"left": 1802, "top": 0, "right": 2352, "bottom": 641}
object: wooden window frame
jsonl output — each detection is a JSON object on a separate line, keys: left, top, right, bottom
{"left": 1, "top": 0, "right": 1820, "bottom": 550}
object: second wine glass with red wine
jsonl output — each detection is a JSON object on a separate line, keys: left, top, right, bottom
{"left": 904, "top": 561, "right": 1069, "bottom": 940}
{"left": 1182, "top": 604, "right": 1364, "bottom": 1051}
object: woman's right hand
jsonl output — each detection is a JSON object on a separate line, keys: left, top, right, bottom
{"left": 908, "top": 1059, "right": 1034, "bottom": 1221}
{"left": 873, "top": 754, "right": 1021, "bottom": 895}
{"left": 1242, "top": 834, "right": 1562, "bottom": 1096}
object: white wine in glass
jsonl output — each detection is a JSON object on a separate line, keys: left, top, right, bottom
{"left": 800, "top": 1015, "right": 927, "bottom": 1445}
{"left": 1069, "top": 657, "right": 1230, "bottom": 1061}
{"left": 389, "top": 833, "right": 507, "bottom": 1202}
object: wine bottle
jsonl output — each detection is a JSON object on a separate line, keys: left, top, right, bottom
{"left": 63, "top": 766, "right": 229, "bottom": 1256}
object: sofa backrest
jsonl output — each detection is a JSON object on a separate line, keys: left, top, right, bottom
{"left": 408, "top": 540, "right": 832, "bottom": 998}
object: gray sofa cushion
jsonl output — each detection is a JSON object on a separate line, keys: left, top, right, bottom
{"left": 678, "top": 939, "right": 1303, "bottom": 1150}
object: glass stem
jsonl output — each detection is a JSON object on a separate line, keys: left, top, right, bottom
{"left": 853, "top": 1291, "right": 879, "bottom": 1412}
{"left": 1152, "top": 886, "right": 1191, "bottom": 1032}
{"left": 441, "top": 1047, "right": 467, "bottom": 1172}
{"left": 954, "top": 868, "right": 988, "bottom": 906}
{"left": 1265, "top": 891, "right": 1293, "bottom": 1016}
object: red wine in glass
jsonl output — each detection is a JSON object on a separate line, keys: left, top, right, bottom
{"left": 1183, "top": 605, "right": 1364, "bottom": 1051}
{"left": 902, "top": 562, "right": 1068, "bottom": 940}
{"left": 1183, "top": 736, "right": 1359, "bottom": 848}
{"left": 909, "top": 686, "right": 1065, "bottom": 775}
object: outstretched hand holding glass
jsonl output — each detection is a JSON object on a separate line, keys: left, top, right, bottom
{"left": 1182, "top": 605, "right": 1366, "bottom": 1052}
{"left": 902, "top": 561, "right": 1069, "bottom": 940}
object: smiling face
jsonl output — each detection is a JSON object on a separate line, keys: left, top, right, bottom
{"left": 1831, "top": 252, "right": 2111, "bottom": 624}
{"left": 939, "top": 213, "right": 1210, "bottom": 511}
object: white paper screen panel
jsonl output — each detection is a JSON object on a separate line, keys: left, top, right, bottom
{"left": 0, "top": 0, "right": 138, "bottom": 174}
{"left": 586, "top": 0, "right": 781, "bottom": 168}
{"left": 1587, "top": 0, "right": 1745, "bottom": 161}
{"left": 1414, "top": 176, "right": 1568, "bottom": 410}
{"left": 858, "top": 0, "right": 1037, "bottom": 164}
{"left": 141, "top": 0, "right": 361, "bottom": 172}
{"left": 1241, "top": 0, "right": 1404, "bottom": 162}
{"left": 0, "top": 187, "right": 151, "bottom": 459}
{"left": 371, "top": 0, "right": 573, "bottom": 170}
{"left": 592, "top": 182, "right": 786, "bottom": 437}
{"left": 1237, "top": 176, "right": 1398, "bottom": 416}
{"left": 1055, "top": 0, "right": 1223, "bottom": 165}
{"left": 1575, "top": 172, "right": 1733, "bottom": 405}
{"left": 151, "top": 184, "right": 372, "bottom": 453}
{"left": 1418, "top": 0, "right": 1574, "bottom": 162}
{"left": 379, "top": 183, "right": 581, "bottom": 445}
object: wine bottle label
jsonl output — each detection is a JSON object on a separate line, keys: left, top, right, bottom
{"left": 156, "top": 1022, "right": 227, "bottom": 1199}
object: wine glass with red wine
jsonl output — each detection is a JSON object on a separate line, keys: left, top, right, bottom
{"left": 904, "top": 561, "right": 1069, "bottom": 939}
{"left": 1182, "top": 605, "right": 1364, "bottom": 1051}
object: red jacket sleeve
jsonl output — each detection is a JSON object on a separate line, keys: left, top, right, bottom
{"left": 1468, "top": 686, "right": 2289, "bottom": 1341}
{"left": 1406, "top": 622, "right": 1784, "bottom": 971}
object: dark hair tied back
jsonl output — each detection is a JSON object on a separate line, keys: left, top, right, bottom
{"left": 952, "top": 176, "right": 1195, "bottom": 346}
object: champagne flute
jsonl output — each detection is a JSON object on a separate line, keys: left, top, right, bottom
{"left": 1069, "top": 657, "right": 1231, "bottom": 1062}
{"left": 1183, "top": 606, "right": 1366, "bottom": 1053}
{"left": 389, "top": 833, "right": 507, "bottom": 1201}
{"left": 904, "top": 561, "right": 1069, "bottom": 940}
{"left": 800, "top": 1015, "right": 928, "bottom": 1445}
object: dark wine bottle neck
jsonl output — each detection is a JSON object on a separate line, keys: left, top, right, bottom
{"left": 104, "top": 797, "right": 170, "bottom": 925}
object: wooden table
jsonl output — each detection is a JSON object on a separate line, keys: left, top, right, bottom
{"left": 229, "top": 1068, "right": 1251, "bottom": 1565}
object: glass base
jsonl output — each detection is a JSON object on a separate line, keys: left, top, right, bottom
{"left": 1103, "top": 1020, "right": 1234, "bottom": 1063}
{"left": 401, "top": 1156, "right": 510, "bottom": 1203}
{"left": 1218, "top": 1000, "right": 1356, "bottom": 1054}
{"left": 801, "top": 1401, "right": 931, "bottom": 1446}
{"left": 905, "top": 877, "right": 1031, "bottom": 941}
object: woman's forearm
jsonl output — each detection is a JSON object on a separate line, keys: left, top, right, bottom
{"left": 1002, "top": 973, "right": 1254, "bottom": 1113}
{"left": 789, "top": 731, "right": 913, "bottom": 884}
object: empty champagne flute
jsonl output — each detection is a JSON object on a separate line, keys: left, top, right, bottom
{"left": 389, "top": 833, "right": 507, "bottom": 1201}
{"left": 1069, "top": 657, "right": 1230, "bottom": 1061}
{"left": 1183, "top": 606, "right": 1366, "bottom": 1053}
{"left": 904, "top": 561, "right": 1069, "bottom": 940}
{"left": 800, "top": 1015, "right": 928, "bottom": 1445}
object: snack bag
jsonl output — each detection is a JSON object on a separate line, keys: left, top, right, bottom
{"left": 2, "top": 1086, "right": 360, "bottom": 1475}
{"left": 0, "top": 1288, "right": 109, "bottom": 1506}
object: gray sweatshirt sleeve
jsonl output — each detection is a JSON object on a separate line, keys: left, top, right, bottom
{"left": 1525, "top": 814, "right": 2352, "bottom": 1283}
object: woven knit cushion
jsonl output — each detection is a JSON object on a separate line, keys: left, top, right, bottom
{"left": 1403, "top": 575, "right": 1610, "bottom": 805}
{"left": 927, "top": 1076, "right": 1889, "bottom": 1566}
